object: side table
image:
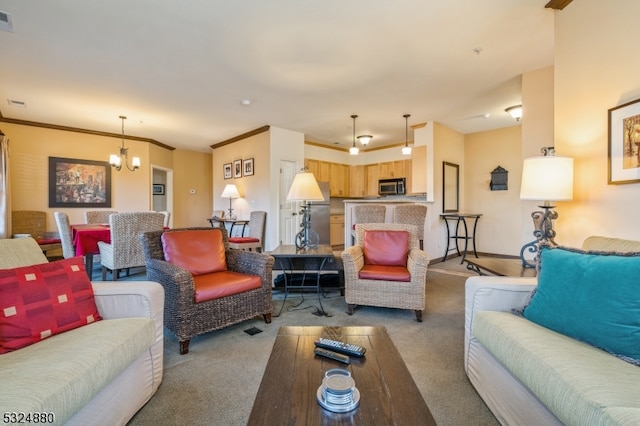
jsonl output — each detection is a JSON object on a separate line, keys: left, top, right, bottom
{"left": 269, "top": 245, "right": 338, "bottom": 317}
{"left": 440, "top": 213, "right": 481, "bottom": 263}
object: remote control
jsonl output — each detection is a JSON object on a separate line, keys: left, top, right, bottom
{"left": 314, "top": 338, "right": 366, "bottom": 358}
{"left": 314, "top": 347, "right": 350, "bottom": 364}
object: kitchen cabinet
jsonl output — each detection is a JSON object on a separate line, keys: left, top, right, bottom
{"left": 329, "top": 163, "right": 349, "bottom": 197}
{"left": 365, "top": 164, "right": 380, "bottom": 197}
{"left": 319, "top": 161, "right": 331, "bottom": 182}
{"left": 349, "top": 165, "right": 365, "bottom": 197}
{"left": 330, "top": 214, "right": 345, "bottom": 247}
{"left": 305, "top": 158, "right": 320, "bottom": 178}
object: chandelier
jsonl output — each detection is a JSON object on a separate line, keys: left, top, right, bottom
{"left": 109, "top": 115, "right": 140, "bottom": 171}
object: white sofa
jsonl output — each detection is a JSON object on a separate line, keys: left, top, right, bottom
{"left": 464, "top": 236, "right": 640, "bottom": 426}
{"left": 0, "top": 238, "right": 164, "bottom": 425}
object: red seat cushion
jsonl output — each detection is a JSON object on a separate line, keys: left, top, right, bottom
{"left": 162, "top": 229, "right": 227, "bottom": 276}
{"left": 228, "top": 237, "right": 260, "bottom": 244}
{"left": 36, "top": 238, "right": 61, "bottom": 245}
{"left": 0, "top": 258, "right": 102, "bottom": 354}
{"left": 358, "top": 264, "right": 411, "bottom": 282}
{"left": 193, "top": 271, "right": 262, "bottom": 303}
{"left": 362, "top": 230, "right": 409, "bottom": 267}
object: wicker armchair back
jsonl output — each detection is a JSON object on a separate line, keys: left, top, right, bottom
{"left": 140, "top": 227, "right": 275, "bottom": 354}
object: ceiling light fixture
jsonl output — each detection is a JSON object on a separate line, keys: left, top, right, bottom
{"left": 402, "top": 114, "right": 412, "bottom": 155}
{"left": 505, "top": 105, "right": 523, "bottom": 121}
{"left": 349, "top": 115, "right": 359, "bottom": 155}
{"left": 109, "top": 115, "right": 140, "bottom": 172}
{"left": 357, "top": 135, "right": 372, "bottom": 146}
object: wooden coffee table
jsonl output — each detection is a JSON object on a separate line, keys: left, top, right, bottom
{"left": 247, "top": 326, "right": 436, "bottom": 425}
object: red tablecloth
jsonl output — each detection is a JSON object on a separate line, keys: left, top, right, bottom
{"left": 71, "top": 224, "right": 110, "bottom": 256}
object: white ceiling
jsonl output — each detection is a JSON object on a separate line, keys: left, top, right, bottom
{"left": 0, "top": 1, "right": 556, "bottom": 152}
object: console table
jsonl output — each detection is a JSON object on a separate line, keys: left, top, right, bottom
{"left": 440, "top": 213, "right": 481, "bottom": 263}
{"left": 466, "top": 257, "right": 537, "bottom": 277}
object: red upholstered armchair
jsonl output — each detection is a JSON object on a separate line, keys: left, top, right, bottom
{"left": 341, "top": 223, "right": 430, "bottom": 322}
{"left": 140, "top": 227, "right": 274, "bottom": 354}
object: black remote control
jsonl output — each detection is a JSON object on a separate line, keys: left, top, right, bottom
{"left": 314, "top": 347, "right": 350, "bottom": 364}
{"left": 314, "top": 338, "right": 366, "bottom": 358}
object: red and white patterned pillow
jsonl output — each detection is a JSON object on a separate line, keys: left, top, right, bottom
{"left": 0, "top": 257, "right": 102, "bottom": 354}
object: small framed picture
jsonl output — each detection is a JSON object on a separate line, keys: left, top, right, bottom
{"left": 223, "top": 163, "right": 232, "bottom": 180}
{"left": 243, "top": 158, "right": 254, "bottom": 176}
{"left": 608, "top": 97, "right": 640, "bottom": 184}
{"left": 234, "top": 159, "right": 242, "bottom": 178}
{"left": 152, "top": 184, "right": 165, "bottom": 195}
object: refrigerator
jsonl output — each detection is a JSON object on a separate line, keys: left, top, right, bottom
{"left": 309, "top": 181, "right": 330, "bottom": 245}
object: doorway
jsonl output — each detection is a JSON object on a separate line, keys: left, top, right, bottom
{"left": 151, "top": 165, "right": 173, "bottom": 227}
{"left": 279, "top": 160, "right": 298, "bottom": 246}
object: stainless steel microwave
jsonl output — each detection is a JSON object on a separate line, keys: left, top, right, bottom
{"left": 378, "top": 178, "right": 406, "bottom": 196}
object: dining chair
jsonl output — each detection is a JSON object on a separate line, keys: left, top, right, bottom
{"left": 53, "top": 211, "right": 76, "bottom": 259}
{"left": 11, "top": 210, "right": 62, "bottom": 258}
{"left": 351, "top": 204, "right": 386, "bottom": 244}
{"left": 98, "top": 212, "right": 165, "bottom": 280}
{"left": 84, "top": 210, "right": 117, "bottom": 224}
{"left": 229, "top": 211, "right": 266, "bottom": 252}
{"left": 393, "top": 204, "right": 427, "bottom": 249}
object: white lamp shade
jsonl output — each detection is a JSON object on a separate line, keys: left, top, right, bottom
{"left": 286, "top": 172, "right": 325, "bottom": 201}
{"left": 357, "top": 135, "right": 372, "bottom": 145}
{"left": 221, "top": 184, "right": 240, "bottom": 198}
{"left": 520, "top": 156, "right": 574, "bottom": 201}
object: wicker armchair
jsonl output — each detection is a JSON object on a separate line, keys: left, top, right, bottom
{"left": 98, "top": 212, "right": 165, "bottom": 280}
{"left": 342, "top": 223, "right": 430, "bottom": 322}
{"left": 84, "top": 210, "right": 117, "bottom": 224}
{"left": 140, "top": 227, "right": 274, "bottom": 354}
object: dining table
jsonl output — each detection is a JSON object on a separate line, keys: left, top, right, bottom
{"left": 71, "top": 223, "right": 111, "bottom": 279}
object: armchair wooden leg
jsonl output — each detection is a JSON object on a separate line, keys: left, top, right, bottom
{"left": 415, "top": 310, "right": 423, "bottom": 322}
{"left": 347, "top": 304, "right": 355, "bottom": 315}
{"left": 179, "top": 339, "right": 190, "bottom": 355}
{"left": 263, "top": 313, "right": 272, "bottom": 324}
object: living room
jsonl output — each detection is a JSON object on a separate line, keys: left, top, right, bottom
{"left": 1, "top": 0, "right": 640, "bottom": 424}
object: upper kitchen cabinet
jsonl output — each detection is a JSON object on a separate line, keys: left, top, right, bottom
{"left": 305, "top": 158, "right": 319, "bottom": 177}
{"left": 365, "top": 164, "right": 380, "bottom": 197}
{"left": 349, "top": 165, "right": 366, "bottom": 198}
{"left": 379, "top": 160, "right": 409, "bottom": 179}
{"left": 330, "top": 162, "right": 349, "bottom": 197}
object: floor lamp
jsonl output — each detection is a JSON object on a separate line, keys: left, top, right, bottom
{"left": 221, "top": 184, "right": 240, "bottom": 220}
{"left": 519, "top": 148, "right": 573, "bottom": 267}
{"left": 286, "top": 169, "right": 325, "bottom": 250}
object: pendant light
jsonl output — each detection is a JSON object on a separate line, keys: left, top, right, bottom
{"left": 357, "top": 134, "right": 372, "bottom": 146}
{"left": 109, "top": 115, "right": 140, "bottom": 171}
{"left": 349, "top": 115, "right": 359, "bottom": 155}
{"left": 402, "top": 114, "right": 412, "bottom": 155}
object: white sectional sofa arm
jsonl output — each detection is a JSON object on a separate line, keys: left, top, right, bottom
{"left": 91, "top": 281, "right": 165, "bottom": 345}
{"left": 464, "top": 276, "right": 537, "bottom": 370}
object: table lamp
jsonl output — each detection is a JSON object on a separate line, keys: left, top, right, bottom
{"left": 221, "top": 184, "right": 240, "bottom": 220}
{"left": 519, "top": 147, "right": 573, "bottom": 267}
{"left": 286, "top": 169, "right": 325, "bottom": 249}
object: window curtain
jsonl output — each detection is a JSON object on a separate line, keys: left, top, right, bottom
{"left": 0, "top": 130, "right": 10, "bottom": 239}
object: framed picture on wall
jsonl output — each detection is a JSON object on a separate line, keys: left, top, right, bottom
{"left": 243, "top": 158, "right": 254, "bottom": 176}
{"left": 223, "top": 163, "right": 232, "bottom": 179}
{"left": 234, "top": 159, "right": 242, "bottom": 178}
{"left": 152, "top": 184, "right": 165, "bottom": 195}
{"left": 608, "top": 97, "right": 640, "bottom": 184}
{"left": 48, "top": 156, "right": 112, "bottom": 207}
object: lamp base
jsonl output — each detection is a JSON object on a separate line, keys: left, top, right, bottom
{"left": 520, "top": 205, "right": 558, "bottom": 268}
{"left": 294, "top": 203, "right": 320, "bottom": 250}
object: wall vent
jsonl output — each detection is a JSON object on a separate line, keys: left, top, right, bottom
{"left": 0, "top": 10, "right": 14, "bottom": 33}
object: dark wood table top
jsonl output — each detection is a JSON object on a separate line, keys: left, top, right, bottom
{"left": 269, "top": 244, "right": 334, "bottom": 258}
{"left": 466, "top": 257, "right": 537, "bottom": 277}
{"left": 247, "top": 326, "right": 436, "bottom": 426}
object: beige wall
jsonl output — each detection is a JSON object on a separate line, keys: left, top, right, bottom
{"left": 172, "top": 149, "right": 213, "bottom": 228}
{"left": 4, "top": 122, "right": 211, "bottom": 229}
{"left": 554, "top": 0, "right": 640, "bottom": 245}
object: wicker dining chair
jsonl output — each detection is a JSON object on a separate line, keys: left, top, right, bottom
{"left": 393, "top": 204, "right": 427, "bottom": 249}
{"left": 98, "top": 212, "right": 165, "bottom": 280}
{"left": 341, "top": 223, "right": 430, "bottom": 322}
{"left": 229, "top": 211, "right": 266, "bottom": 252}
{"left": 350, "top": 204, "right": 387, "bottom": 244}
{"left": 53, "top": 211, "right": 76, "bottom": 259}
{"left": 11, "top": 210, "right": 61, "bottom": 258}
{"left": 84, "top": 210, "right": 118, "bottom": 224}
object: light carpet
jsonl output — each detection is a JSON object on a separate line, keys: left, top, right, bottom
{"left": 127, "top": 269, "right": 498, "bottom": 426}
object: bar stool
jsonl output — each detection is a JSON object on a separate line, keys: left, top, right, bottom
{"left": 393, "top": 204, "right": 427, "bottom": 250}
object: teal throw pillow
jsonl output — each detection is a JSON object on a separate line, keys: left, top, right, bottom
{"left": 523, "top": 246, "right": 640, "bottom": 364}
